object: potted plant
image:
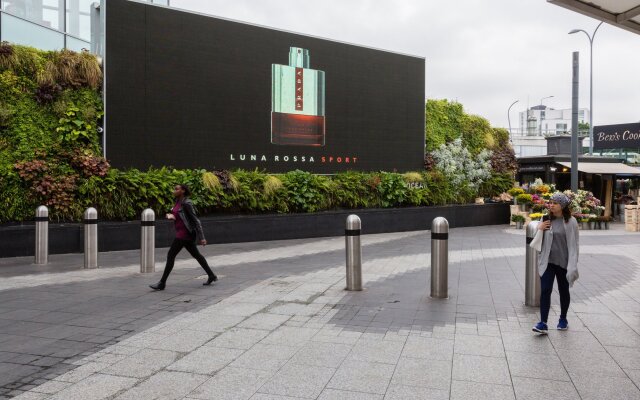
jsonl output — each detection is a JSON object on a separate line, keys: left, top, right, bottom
{"left": 509, "top": 188, "right": 525, "bottom": 205}
{"left": 516, "top": 193, "right": 533, "bottom": 211}
{"left": 511, "top": 214, "right": 525, "bottom": 229}
{"left": 578, "top": 215, "right": 589, "bottom": 230}
{"left": 598, "top": 215, "right": 612, "bottom": 230}
{"left": 529, "top": 212, "right": 546, "bottom": 221}
{"left": 588, "top": 214, "right": 597, "bottom": 230}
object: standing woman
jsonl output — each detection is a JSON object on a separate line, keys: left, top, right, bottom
{"left": 150, "top": 184, "right": 217, "bottom": 290}
{"left": 532, "top": 192, "right": 579, "bottom": 334}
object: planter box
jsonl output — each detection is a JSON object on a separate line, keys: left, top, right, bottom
{"left": 0, "top": 203, "right": 510, "bottom": 258}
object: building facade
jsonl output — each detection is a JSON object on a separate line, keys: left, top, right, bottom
{"left": 0, "top": 0, "right": 168, "bottom": 52}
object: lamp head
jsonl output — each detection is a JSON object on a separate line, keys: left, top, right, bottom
{"left": 568, "top": 29, "right": 580, "bottom": 34}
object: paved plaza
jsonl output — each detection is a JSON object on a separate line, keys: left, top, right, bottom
{"left": 0, "top": 224, "right": 639, "bottom": 399}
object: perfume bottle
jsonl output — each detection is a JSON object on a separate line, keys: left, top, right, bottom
{"left": 271, "top": 47, "right": 325, "bottom": 146}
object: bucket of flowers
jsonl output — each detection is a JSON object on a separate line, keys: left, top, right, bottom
{"left": 511, "top": 214, "right": 525, "bottom": 229}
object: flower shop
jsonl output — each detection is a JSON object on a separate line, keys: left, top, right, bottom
{"left": 507, "top": 179, "right": 612, "bottom": 230}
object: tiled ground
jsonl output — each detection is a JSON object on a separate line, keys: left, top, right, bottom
{"left": 0, "top": 224, "right": 639, "bottom": 399}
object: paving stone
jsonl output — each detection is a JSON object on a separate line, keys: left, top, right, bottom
{"left": 606, "top": 345, "right": 640, "bottom": 369}
{"left": 102, "top": 348, "right": 178, "bottom": 378}
{"left": 452, "top": 354, "right": 511, "bottom": 385}
{"left": 454, "top": 334, "right": 505, "bottom": 357}
{"left": 218, "top": 302, "right": 268, "bottom": 317}
{"left": 10, "top": 392, "right": 49, "bottom": 399}
{"left": 28, "top": 379, "right": 71, "bottom": 394}
{"left": 512, "top": 377, "right": 580, "bottom": 400}
{"left": 187, "top": 314, "right": 245, "bottom": 332}
{"left": 506, "top": 351, "right": 570, "bottom": 381}
{"left": 500, "top": 332, "right": 556, "bottom": 354}
{"left": 167, "top": 346, "right": 243, "bottom": 374}
{"left": 238, "top": 314, "right": 290, "bottom": 331}
{"left": 400, "top": 336, "right": 454, "bottom": 361}
{"left": 289, "top": 341, "right": 352, "bottom": 368}
{"left": 556, "top": 349, "right": 626, "bottom": 378}
{"left": 627, "top": 368, "right": 640, "bottom": 387}
{"left": 206, "top": 327, "right": 271, "bottom": 350}
{"left": 146, "top": 330, "right": 215, "bottom": 352}
{"left": 52, "top": 362, "right": 111, "bottom": 383}
{"left": 47, "top": 374, "right": 138, "bottom": 400}
{"left": 257, "top": 362, "right": 335, "bottom": 398}
{"left": 187, "top": 367, "right": 273, "bottom": 400}
{"left": 114, "top": 371, "right": 208, "bottom": 400}
{"left": 250, "top": 394, "right": 307, "bottom": 400}
{"left": 230, "top": 344, "right": 300, "bottom": 372}
{"left": 384, "top": 384, "right": 448, "bottom": 400}
{"left": 326, "top": 359, "right": 395, "bottom": 395}
{"left": 450, "top": 380, "right": 514, "bottom": 400}
{"left": 346, "top": 339, "right": 404, "bottom": 365}
{"left": 571, "top": 373, "right": 640, "bottom": 400}
{"left": 260, "top": 326, "right": 319, "bottom": 347}
{"left": 390, "top": 357, "right": 451, "bottom": 390}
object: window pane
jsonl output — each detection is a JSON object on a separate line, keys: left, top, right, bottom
{"left": 1, "top": 12, "right": 64, "bottom": 50}
{"left": 2, "top": 0, "right": 63, "bottom": 30}
{"left": 66, "top": 0, "right": 92, "bottom": 41}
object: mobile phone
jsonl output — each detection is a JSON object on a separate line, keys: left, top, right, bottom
{"left": 542, "top": 215, "right": 550, "bottom": 222}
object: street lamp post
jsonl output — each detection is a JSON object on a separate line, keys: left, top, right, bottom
{"left": 569, "top": 21, "right": 604, "bottom": 156}
{"left": 539, "top": 95, "right": 554, "bottom": 135}
{"left": 508, "top": 100, "right": 519, "bottom": 143}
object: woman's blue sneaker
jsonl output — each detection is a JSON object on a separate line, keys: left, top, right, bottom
{"left": 532, "top": 321, "right": 548, "bottom": 334}
{"left": 557, "top": 318, "right": 568, "bottom": 330}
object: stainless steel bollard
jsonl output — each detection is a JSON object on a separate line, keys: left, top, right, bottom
{"left": 430, "top": 217, "right": 449, "bottom": 298}
{"left": 34, "top": 206, "right": 48, "bottom": 265}
{"left": 525, "top": 221, "right": 541, "bottom": 307}
{"left": 345, "top": 214, "right": 362, "bottom": 291}
{"left": 140, "top": 209, "right": 155, "bottom": 273}
{"left": 84, "top": 207, "right": 99, "bottom": 269}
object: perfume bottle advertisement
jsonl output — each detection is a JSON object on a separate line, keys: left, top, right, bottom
{"left": 105, "top": 0, "right": 425, "bottom": 173}
{"left": 271, "top": 47, "right": 326, "bottom": 147}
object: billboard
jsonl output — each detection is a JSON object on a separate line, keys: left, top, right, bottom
{"left": 593, "top": 123, "right": 640, "bottom": 150}
{"left": 104, "top": 0, "right": 425, "bottom": 173}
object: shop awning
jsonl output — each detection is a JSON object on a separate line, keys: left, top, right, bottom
{"left": 557, "top": 162, "right": 640, "bottom": 175}
{"left": 548, "top": 0, "right": 640, "bottom": 36}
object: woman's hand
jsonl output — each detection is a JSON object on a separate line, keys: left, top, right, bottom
{"left": 200, "top": 239, "right": 207, "bottom": 247}
{"left": 538, "top": 220, "right": 551, "bottom": 231}
{"left": 166, "top": 213, "right": 175, "bottom": 220}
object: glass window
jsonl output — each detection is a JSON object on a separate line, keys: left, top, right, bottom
{"left": 2, "top": 0, "right": 63, "bottom": 30}
{"left": 66, "top": 0, "right": 92, "bottom": 40}
{"left": 1, "top": 12, "right": 64, "bottom": 50}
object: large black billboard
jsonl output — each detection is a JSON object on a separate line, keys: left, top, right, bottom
{"left": 104, "top": 0, "right": 425, "bottom": 173}
{"left": 593, "top": 123, "right": 640, "bottom": 150}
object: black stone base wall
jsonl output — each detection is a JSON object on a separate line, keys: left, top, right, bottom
{"left": 0, "top": 204, "right": 510, "bottom": 258}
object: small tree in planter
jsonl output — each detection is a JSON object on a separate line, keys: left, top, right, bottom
{"left": 511, "top": 214, "right": 525, "bottom": 229}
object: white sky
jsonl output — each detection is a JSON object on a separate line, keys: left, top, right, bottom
{"left": 171, "top": 0, "right": 640, "bottom": 129}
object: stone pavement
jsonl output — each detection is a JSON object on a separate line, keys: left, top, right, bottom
{"left": 0, "top": 224, "right": 639, "bottom": 399}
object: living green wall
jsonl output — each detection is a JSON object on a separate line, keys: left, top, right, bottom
{"left": 0, "top": 44, "right": 515, "bottom": 223}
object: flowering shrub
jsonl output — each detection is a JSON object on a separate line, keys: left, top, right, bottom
{"left": 430, "top": 138, "right": 492, "bottom": 191}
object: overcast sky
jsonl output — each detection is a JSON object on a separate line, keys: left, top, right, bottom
{"left": 171, "top": 0, "right": 640, "bottom": 129}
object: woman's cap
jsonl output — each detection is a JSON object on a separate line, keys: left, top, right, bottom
{"left": 550, "top": 192, "right": 570, "bottom": 208}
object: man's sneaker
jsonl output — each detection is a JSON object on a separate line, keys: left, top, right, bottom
{"left": 557, "top": 318, "right": 568, "bottom": 330}
{"left": 532, "top": 321, "right": 548, "bottom": 334}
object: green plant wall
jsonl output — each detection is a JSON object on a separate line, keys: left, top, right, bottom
{"left": 0, "top": 45, "right": 514, "bottom": 223}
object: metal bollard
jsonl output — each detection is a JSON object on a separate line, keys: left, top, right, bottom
{"left": 140, "top": 209, "right": 155, "bottom": 273}
{"left": 345, "top": 214, "right": 362, "bottom": 291}
{"left": 84, "top": 207, "right": 99, "bottom": 269}
{"left": 34, "top": 206, "right": 49, "bottom": 265}
{"left": 525, "top": 221, "right": 541, "bottom": 307}
{"left": 430, "top": 217, "right": 449, "bottom": 298}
